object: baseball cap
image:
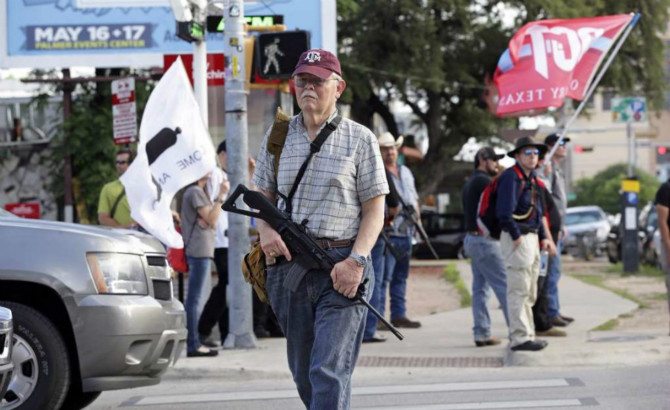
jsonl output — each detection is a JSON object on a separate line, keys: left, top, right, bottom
{"left": 544, "top": 134, "right": 571, "bottom": 146}
{"left": 292, "top": 49, "right": 342, "bottom": 80}
{"left": 474, "top": 146, "right": 504, "bottom": 168}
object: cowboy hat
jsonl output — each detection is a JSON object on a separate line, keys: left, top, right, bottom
{"left": 507, "top": 136, "right": 547, "bottom": 157}
{"left": 378, "top": 132, "right": 404, "bottom": 148}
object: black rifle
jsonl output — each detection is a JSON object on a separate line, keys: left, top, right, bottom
{"left": 396, "top": 193, "right": 440, "bottom": 260}
{"left": 380, "top": 229, "right": 406, "bottom": 260}
{"left": 223, "top": 184, "right": 404, "bottom": 341}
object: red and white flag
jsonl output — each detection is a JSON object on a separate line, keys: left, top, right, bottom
{"left": 492, "top": 14, "right": 634, "bottom": 116}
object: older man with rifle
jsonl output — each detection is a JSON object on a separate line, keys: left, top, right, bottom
{"left": 250, "top": 49, "right": 389, "bottom": 410}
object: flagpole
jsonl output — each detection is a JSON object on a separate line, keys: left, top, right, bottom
{"left": 543, "top": 12, "right": 640, "bottom": 163}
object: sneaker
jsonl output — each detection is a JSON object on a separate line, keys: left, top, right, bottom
{"left": 552, "top": 316, "right": 570, "bottom": 327}
{"left": 510, "top": 340, "right": 547, "bottom": 351}
{"left": 391, "top": 317, "right": 422, "bottom": 328}
{"left": 475, "top": 338, "right": 501, "bottom": 347}
{"left": 187, "top": 347, "right": 219, "bottom": 357}
{"left": 536, "top": 327, "right": 567, "bottom": 337}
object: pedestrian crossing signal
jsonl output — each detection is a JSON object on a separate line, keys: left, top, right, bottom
{"left": 255, "top": 31, "right": 310, "bottom": 80}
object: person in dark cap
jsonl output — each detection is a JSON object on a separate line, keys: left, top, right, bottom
{"left": 252, "top": 49, "right": 388, "bottom": 409}
{"left": 462, "top": 146, "right": 509, "bottom": 347}
{"left": 543, "top": 133, "right": 574, "bottom": 327}
{"left": 496, "top": 136, "right": 556, "bottom": 352}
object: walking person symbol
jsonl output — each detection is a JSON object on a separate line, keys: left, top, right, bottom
{"left": 263, "top": 38, "right": 284, "bottom": 75}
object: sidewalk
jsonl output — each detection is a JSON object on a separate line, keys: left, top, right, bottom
{"left": 167, "top": 259, "right": 670, "bottom": 381}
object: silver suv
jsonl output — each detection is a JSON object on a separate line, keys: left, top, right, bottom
{"left": 0, "top": 216, "right": 186, "bottom": 410}
{"left": 0, "top": 307, "right": 12, "bottom": 403}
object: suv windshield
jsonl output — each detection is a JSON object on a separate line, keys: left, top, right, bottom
{"left": 565, "top": 210, "right": 603, "bottom": 226}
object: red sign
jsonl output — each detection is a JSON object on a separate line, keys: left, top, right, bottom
{"left": 164, "top": 54, "right": 226, "bottom": 86}
{"left": 5, "top": 203, "right": 40, "bottom": 219}
{"left": 493, "top": 14, "right": 633, "bottom": 116}
{"left": 111, "top": 77, "right": 138, "bottom": 145}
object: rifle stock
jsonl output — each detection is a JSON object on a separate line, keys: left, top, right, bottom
{"left": 222, "top": 184, "right": 404, "bottom": 340}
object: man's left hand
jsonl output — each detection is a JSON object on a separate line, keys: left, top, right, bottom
{"left": 331, "top": 258, "right": 364, "bottom": 298}
{"left": 542, "top": 238, "right": 557, "bottom": 256}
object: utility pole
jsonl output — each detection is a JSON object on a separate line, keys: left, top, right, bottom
{"left": 223, "top": 0, "right": 255, "bottom": 348}
{"left": 62, "top": 68, "right": 74, "bottom": 223}
{"left": 192, "top": 0, "right": 208, "bottom": 126}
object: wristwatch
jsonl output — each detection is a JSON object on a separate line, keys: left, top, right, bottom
{"left": 348, "top": 252, "right": 367, "bottom": 267}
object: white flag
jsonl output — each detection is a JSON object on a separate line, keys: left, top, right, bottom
{"left": 121, "top": 58, "right": 216, "bottom": 248}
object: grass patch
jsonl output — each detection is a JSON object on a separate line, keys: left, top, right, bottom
{"left": 606, "top": 262, "right": 664, "bottom": 277}
{"left": 592, "top": 318, "right": 619, "bottom": 331}
{"left": 650, "top": 292, "right": 669, "bottom": 301}
{"left": 571, "top": 273, "right": 649, "bottom": 308}
{"left": 619, "top": 312, "right": 634, "bottom": 319}
{"left": 443, "top": 264, "right": 472, "bottom": 308}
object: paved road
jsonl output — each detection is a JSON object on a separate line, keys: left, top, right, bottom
{"left": 92, "top": 365, "right": 669, "bottom": 409}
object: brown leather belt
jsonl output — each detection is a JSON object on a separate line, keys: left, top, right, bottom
{"left": 316, "top": 238, "right": 355, "bottom": 250}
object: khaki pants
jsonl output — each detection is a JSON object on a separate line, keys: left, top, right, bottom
{"left": 500, "top": 231, "right": 540, "bottom": 347}
{"left": 658, "top": 243, "right": 670, "bottom": 331}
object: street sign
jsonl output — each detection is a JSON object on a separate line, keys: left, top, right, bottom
{"left": 164, "top": 54, "right": 225, "bottom": 86}
{"left": 255, "top": 31, "right": 310, "bottom": 80}
{"left": 111, "top": 77, "right": 137, "bottom": 145}
{"left": 5, "top": 202, "right": 40, "bottom": 219}
{"left": 612, "top": 97, "right": 647, "bottom": 123}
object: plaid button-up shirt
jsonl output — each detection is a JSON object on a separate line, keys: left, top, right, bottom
{"left": 253, "top": 110, "right": 389, "bottom": 240}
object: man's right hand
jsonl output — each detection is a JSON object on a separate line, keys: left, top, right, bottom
{"left": 259, "top": 224, "right": 292, "bottom": 261}
{"left": 513, "top": 237, "right": 522, "bottom": 248}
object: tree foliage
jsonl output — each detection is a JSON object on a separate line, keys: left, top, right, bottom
{"left": 570, "top": 163, "right": 659, "bottom": 214}
{"left": 40, "top": 69, "right": 155, "bottom": 223}
{"left": 337, "top": 0, "right": 670, "bottom": 196}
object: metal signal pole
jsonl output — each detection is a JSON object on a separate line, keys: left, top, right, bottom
{"left": 223, "top": 0, "right": 255, "bottom": 348}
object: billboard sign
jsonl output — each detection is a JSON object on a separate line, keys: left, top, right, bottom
{"left": 0, "top": 0, "right": 336, "bottom": 69}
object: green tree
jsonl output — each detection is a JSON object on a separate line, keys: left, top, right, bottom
{"left": 337, "top": 0, "right": 669, "bottom": 195}
{"left": 570, "top": 163, "right": 659, "bottom": 214}
{"left": 39, "top": 68, "right": 155, "bottom": 223}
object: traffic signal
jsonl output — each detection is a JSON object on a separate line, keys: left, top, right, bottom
{"left": 176, "top": 21, "right": 204, "bottom": 43}
{"left": 657, "top": 146, "right": 668, "bottom": 156}
{"left": 255, "top": 31, "right": 310, "bottom": 80}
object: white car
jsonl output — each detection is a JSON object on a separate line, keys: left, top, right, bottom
{"left": 563, "top": 206, "right": 611, "bottom": 257}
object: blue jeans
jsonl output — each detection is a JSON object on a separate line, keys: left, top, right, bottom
{"left": 464, "top": 234, "right": 508, "bottom": 341}
{"left": 387, "top": 236, "right": 412, "bottom": 320}
{"left": 266, "top": 246, "right": 373, "bottom": 410}
{"left": 364, "top": 237, "right": 386, "bottom": 339}
{"left": 546, "top": 240, "right": 562, "bottom": 318}
{"left": 185, "top": 256, "right": 211, "bottom": 352}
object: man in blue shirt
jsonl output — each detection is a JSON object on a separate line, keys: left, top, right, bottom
{"left": 496, "top": 136, "right": 556, "bottom": 352}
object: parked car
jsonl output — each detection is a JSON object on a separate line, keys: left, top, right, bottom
{"left": 414, "top": 212, "right": 466, "bottom": 259}
{"left": 606, "top": 201, "right": 660, "bottom": 267}
{"left": 0, "top": 216, "right": 186, "bottom": 410}
{"left": 563, "top": 206, "right": 611, "bottom": 257}
{"left": 0, "top": 307, "right": 12, "bottom": 404}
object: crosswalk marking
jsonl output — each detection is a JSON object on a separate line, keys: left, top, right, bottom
{"left": 364, "top": 398, "right": 596, "bottom": 410}
{"left": 125, "top": 378, "right": 584, "bottom": 406}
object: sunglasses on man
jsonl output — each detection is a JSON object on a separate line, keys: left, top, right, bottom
{"left": 116, "top": 160, "right": 129, "bottom": 165}
{"left": 523, "top": 149, "right": 540, "bottom": 156}
{"left": 293, "top": 77, "right": 338, "bottom": 88}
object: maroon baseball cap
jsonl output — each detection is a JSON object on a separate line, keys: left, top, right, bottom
{"left": 292, "top": 49, "right": 342, "bottom": 80}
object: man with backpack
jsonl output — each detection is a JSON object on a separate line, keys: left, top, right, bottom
{"left": 462, "top": 146, "right": 508, "bottom": 347}
{"left": 496, "top": 136, "right": 556, "bottom": 351}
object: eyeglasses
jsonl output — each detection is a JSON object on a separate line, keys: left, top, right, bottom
{"left": 523, "top": 149, "right": 540, "bottom": 156}
{"left": 558, "top": 140, "right": 568, "bottom": 146}
{"left": 293, "top": 77, "right": 337, "bottom": 88}
{"left": 116, "top": 160, "right": 129, "bottom": 165}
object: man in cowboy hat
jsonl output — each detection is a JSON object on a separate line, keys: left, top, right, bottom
{"left": 496, "top": 136, "right": 556, "bottom": 351}
{"left": 252, "top": 48, "right": 388, "bottom": 409}
{"left": 462, "top": 146, "right": 509, "bottom": 347}
{"left": 543, "top": 133, "right": 574, "bottom": 328}
{"left": 376, "top": 131, "right": 423, "bottom": 330}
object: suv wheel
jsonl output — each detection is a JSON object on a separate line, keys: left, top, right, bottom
{"left": 0, "top": 302, "right": 70, "bottom": 410}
